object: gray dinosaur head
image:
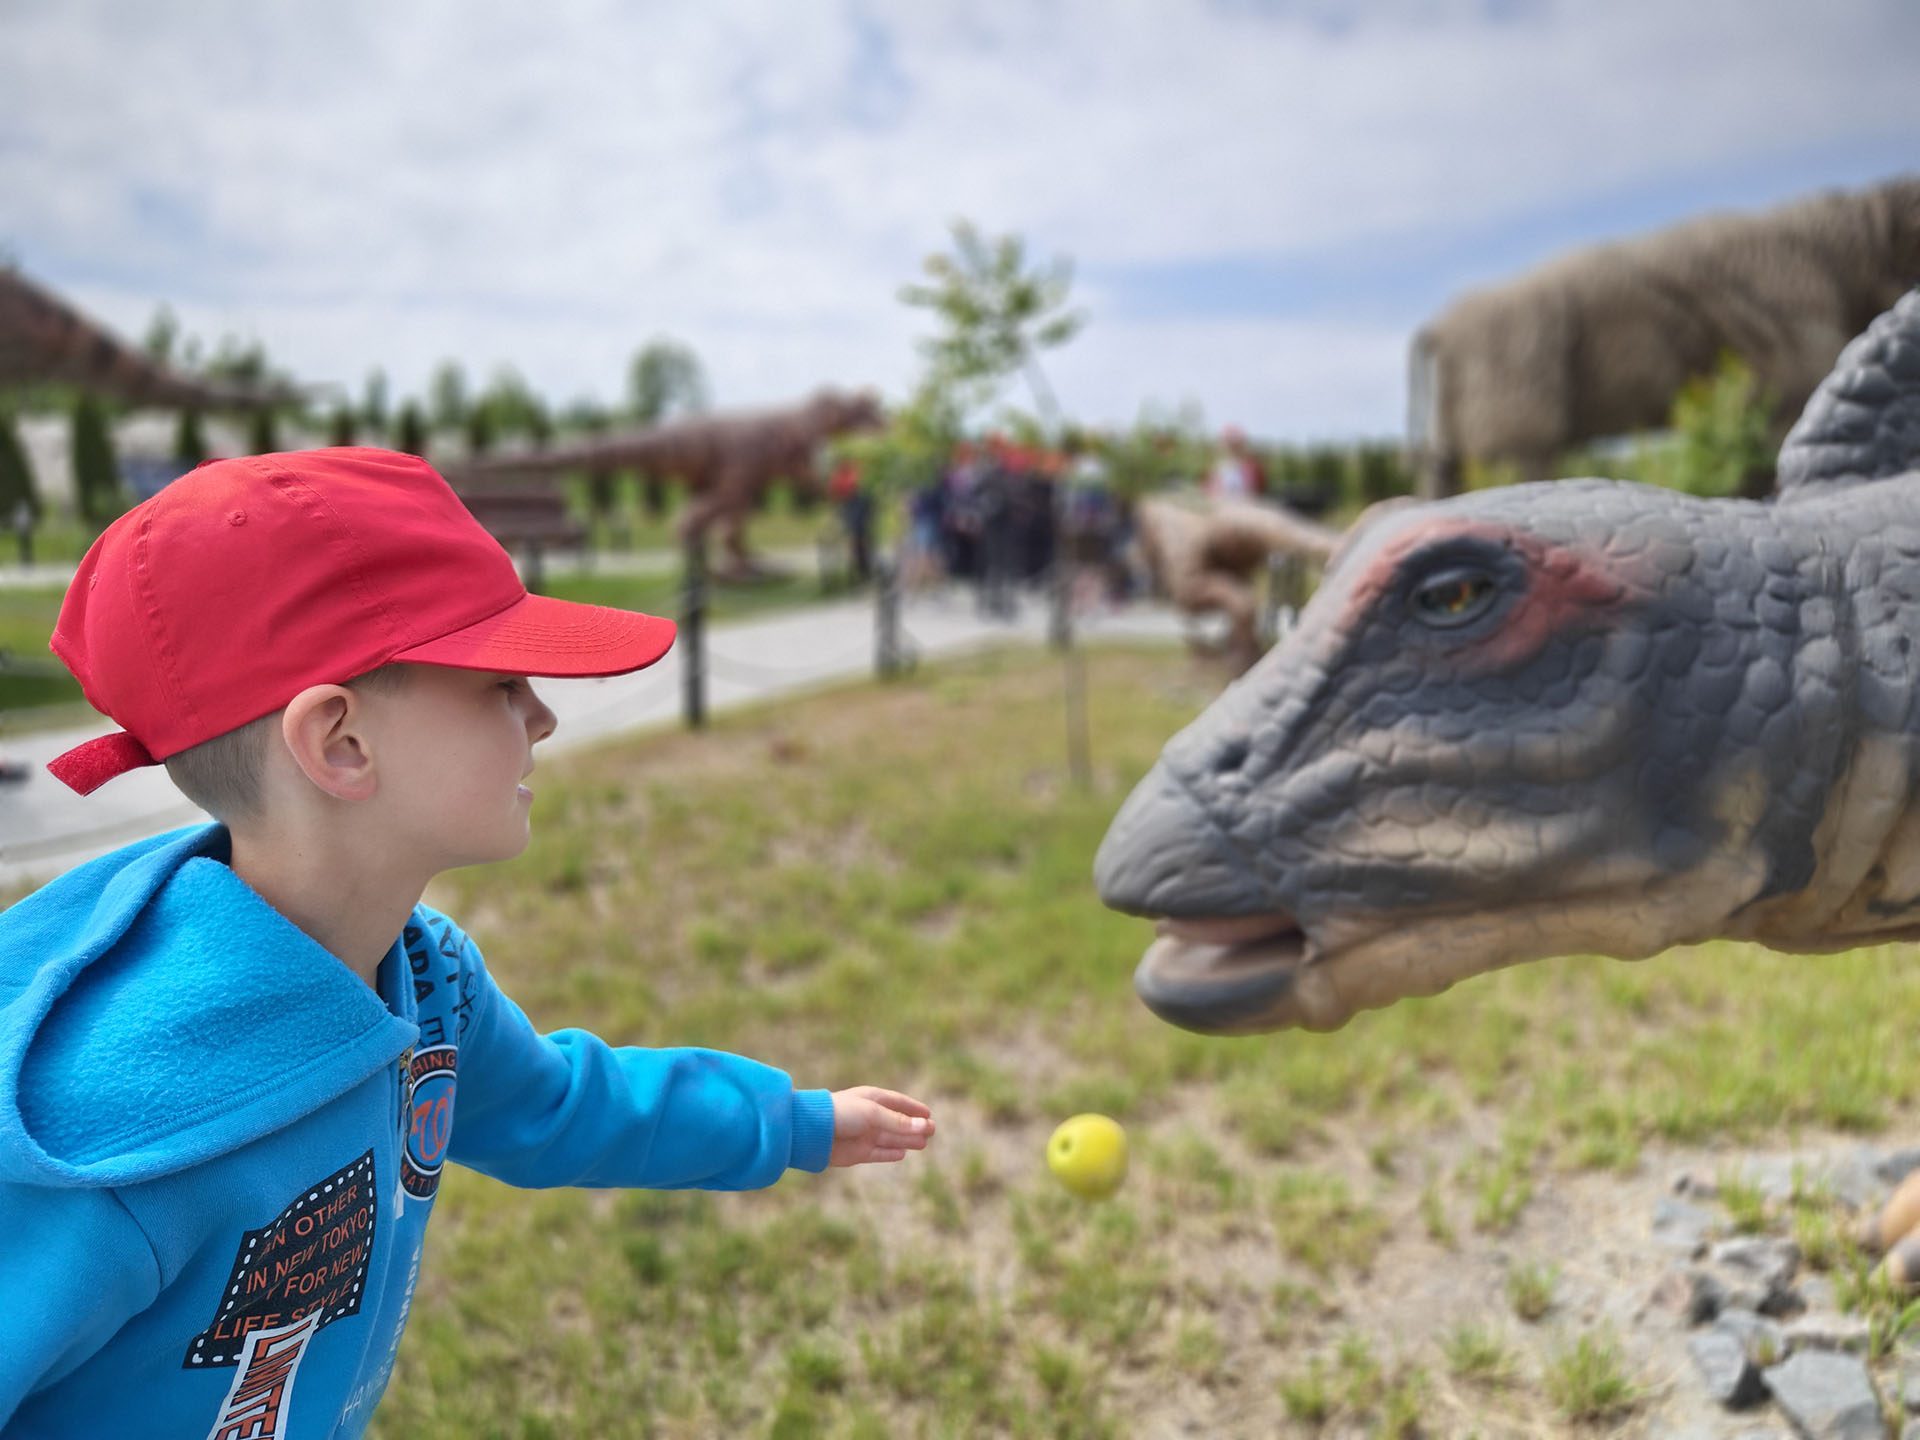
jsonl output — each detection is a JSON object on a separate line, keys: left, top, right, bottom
{"left": 1094, "top": 478, "right": 1897, "bottom": 1034}
{"left": 1100, "top": 288, "right": 1920, "bottom": 1036}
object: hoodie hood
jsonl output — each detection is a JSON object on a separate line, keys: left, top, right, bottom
{"left": 0, "top": 823, "right": 417, "bottom": 1188}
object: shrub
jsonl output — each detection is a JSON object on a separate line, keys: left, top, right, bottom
{"left": 1645, "top": 352, "right": 1775, "bottom": 499}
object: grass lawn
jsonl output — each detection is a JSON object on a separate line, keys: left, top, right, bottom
{"left": 0, "top": 586, "right": 90, "bottom": 729}
{"left": 304, "top": 644, "right": 1920, "bottom": 1438}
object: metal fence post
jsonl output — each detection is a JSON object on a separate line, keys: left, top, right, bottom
{"left": 1052, "top": 480, "right": 1092, "bottom": 789}
{"left": 682, "top": 533, "right": 707, "bottom": 729}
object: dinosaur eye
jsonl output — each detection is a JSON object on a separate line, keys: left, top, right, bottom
{"left": 1409, "top": 566, "right": 1498, "bottom": 627}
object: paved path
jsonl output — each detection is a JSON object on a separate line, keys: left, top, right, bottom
{"left": 0, "top": 589, "right": 1190, "bottom": 887}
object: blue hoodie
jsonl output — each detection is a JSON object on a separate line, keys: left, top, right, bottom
{"left": 0, "top": 824, "right": 835, "bottom": 1438}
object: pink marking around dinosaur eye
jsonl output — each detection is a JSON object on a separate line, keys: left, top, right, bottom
{"left": 1332, "top": 518, "right": 1634, "bottom": 673}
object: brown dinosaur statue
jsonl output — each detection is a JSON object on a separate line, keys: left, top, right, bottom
{"left": 455, "top": 389, "right": 883, "bottom": 578}
{"left": 0, "top": 267, "right": 278, "bottom": 410}
{"left": 1409, "top": 176, "right": 1920, "bottom": 498}
{"left": 1132, "top": 495, "right": 1343, "bottom": 673}
{"left": 1096, "top": 289, "right": 1920, "bottom": 1281}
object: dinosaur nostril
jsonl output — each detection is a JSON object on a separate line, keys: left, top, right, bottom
{"left": 1216, "top": 738, "right": 1250, "bottom": 773}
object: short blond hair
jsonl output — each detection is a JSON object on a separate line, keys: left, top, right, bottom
{"left": 163, "top": 665, "right": 411, "bottom": 823}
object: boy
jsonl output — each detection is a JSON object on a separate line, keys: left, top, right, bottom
{"left": 0, "top": 448, "right": 934, "bottom": 1437}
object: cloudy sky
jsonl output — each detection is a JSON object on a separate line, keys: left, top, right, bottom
{"left": 3, "top": 0, "right": 1916, "bottom": 440}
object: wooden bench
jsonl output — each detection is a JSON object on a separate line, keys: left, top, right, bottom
{"left": 455, "top": 483, "right": 587, "bottom": 588}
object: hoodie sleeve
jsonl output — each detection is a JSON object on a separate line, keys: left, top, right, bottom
{"left": 0, "top": 1183, "right": 159, "bottom": 1422}
{"left": 438, "top": 926, "right": 833, "bottom": 1191}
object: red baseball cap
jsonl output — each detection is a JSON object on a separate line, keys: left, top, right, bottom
{"left": 48, "top": 447, "right": 676, "bottom": 795}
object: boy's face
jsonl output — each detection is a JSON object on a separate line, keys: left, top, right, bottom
{"left": 362, "top": 665, "right": 559, "bottom": 872}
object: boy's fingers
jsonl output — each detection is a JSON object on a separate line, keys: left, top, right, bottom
{"left": 852, "top": 1087, "right": 931, "bottom": 1118}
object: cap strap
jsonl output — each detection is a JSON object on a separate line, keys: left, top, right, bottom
{"left": 46, "top": 731, "right": 159, "bottom": 795}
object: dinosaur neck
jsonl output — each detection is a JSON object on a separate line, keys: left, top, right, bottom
{"left": 1734, "top": 482, "right": 1920, "bottom": 948}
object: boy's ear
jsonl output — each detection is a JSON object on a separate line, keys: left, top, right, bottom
{"left": 280, "top": 684, "right": 377, "bottom": 802}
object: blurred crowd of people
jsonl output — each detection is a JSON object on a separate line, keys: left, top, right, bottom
{"left": 823, "top": 424, "right": 1298, "bottom": 622}
{"left": 896, "top": 434, "right": 1133, "bottom": 618}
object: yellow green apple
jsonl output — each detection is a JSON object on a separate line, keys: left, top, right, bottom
{"left": 1046, "top": 1113, "right": 1128, "bottom": 1200}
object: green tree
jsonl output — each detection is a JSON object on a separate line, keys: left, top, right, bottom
{"left": 362, "top": 369, "right": 390, "bottom": 437}
{"left": 395, "top": 401, "right": 428, "bottom": 456}
{"left": 247, "top": 407, "right": 279, "bottom": 456}
{"left": 328, "top": 404, "right": 358, "bottom": 447}
{"left": 628, "top": 339, "right": 708, "bottom": 426}
{"left": 475, "top": 367, "right": 551, "bottom": 448}
{"left": 899, "top": 219, "right": 1085, "bottom": 430}
{"left": 71, "top": 394, "right": 122, "bottom": 529}
{"left": 1353, "top": 442, "right": 1412, "bottom": 506}
{"left": 1094, "top": 411, "right": 1209, "bottom": 503}
{"left": 203, "top": 336, "right": 270, "bottom": 388}
{"left": 464, "top": 404, "right": 495, "bottom": 457}
{"left": 143, "top": 305, "right": 180, "bottom": 368}
{"left": 0, "top": 409, "right": 40, "bottom": 522}
{"left": 829, "top": 382, "right": 961, "bottom": 503}
{"left": 429, "top": 361, "right": 469, "bottom": 434}
{"left": 173, "top": 409, "right": 208, "bottom": 466}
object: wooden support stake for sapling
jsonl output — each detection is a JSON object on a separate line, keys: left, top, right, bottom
{"left": 682, "top": 532, "right": 707, "bottom": 729}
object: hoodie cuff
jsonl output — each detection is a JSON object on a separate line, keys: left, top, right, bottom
{"left": 789, "top": 1089, "right": 835, "bottom": 1173}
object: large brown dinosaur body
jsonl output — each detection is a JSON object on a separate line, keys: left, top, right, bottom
{"left": 0, "top": 268, "right": 274, "bottom": 410}
{"left": 1097, "top": 288, "right": 1920, "bottom": 1275}
{"left": 1133, "top": 496, "right": 1342, "bottom": 673}
{"left": 459, "top": 389, "right": 882, "bottom": 577}
{"left": 1409, "top": 177, "right": 1920, "bottom": 498}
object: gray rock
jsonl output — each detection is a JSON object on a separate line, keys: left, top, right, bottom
{"left": 1759, "top": 1284, "right": 1809, "bottom": 1320}
{"left": 1742, "top": 1157, "right": 1802, "bottom": 1205}
{"left": 1725, "top": 1282, "right": 1777, "bottom": 1316}
{"left": 1650, "top": 1267, "right": 1730, "bottom": 1326}
{"left": 1656, "top": 1198, "right": 1720, "bottom": 1257}
{"left": 1675, "top": 1168, "right": 1722, "bottom": 1200}
{"left": 1877, "top": 1147, "right": 1920, "bottom": 1189}
{"left": 1690, "top": 1328, "right": 1769, "bottom": 1409}
{"left": 1782, "top": 1312, "right": 1872, "bottom": 1355}
{"left": 1906, "top": 1422, "right": 1920, "bottom": 1440}
{"left": 1806, "top": 1149, "right": 1883, "bottom": 1212}
{"left": 1713, "top": 1236, "right": 1802, "bottom": 1294}
{"left": 1800, "top": 1275, "right": 1838, "bottom": 1314}
{"left": 1761, "top": 1349, "right": 1884, "bottom": 1440}
{"left": 1717, "top": 1308, "right": 1791, "bottom": 1367}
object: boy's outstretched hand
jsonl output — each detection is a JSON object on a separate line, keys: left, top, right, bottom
{"left": 829, "top": 1087, "right": 935, "bottom": 1167}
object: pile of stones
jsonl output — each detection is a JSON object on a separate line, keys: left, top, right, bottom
{"left": 1645, "top": 1147, "right": 1920, "bottom": 1439}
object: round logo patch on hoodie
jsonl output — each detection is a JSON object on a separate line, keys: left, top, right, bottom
{"left": 400, "top": 1045, "right": 458, "bottom": 1199}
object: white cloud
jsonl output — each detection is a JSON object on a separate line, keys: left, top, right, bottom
{"left": 2, "top": 0, "right": 1915, "bottom": 437}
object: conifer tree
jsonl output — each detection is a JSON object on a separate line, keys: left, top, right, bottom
{"left": 0, "top": 410, "right": 40, "bottom": 523}
{"left": 173, "top": 409, "right": 208, "bottom": 467}
{"left": 71, "top": 394, "right": 122, "bottom": 530}
{"left": 395, "top": 402, "right": 427, "bottom": 457}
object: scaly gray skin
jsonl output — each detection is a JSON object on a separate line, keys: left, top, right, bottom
{"left": 1095, "top": 288, "right": 1920, "bottom": 1037}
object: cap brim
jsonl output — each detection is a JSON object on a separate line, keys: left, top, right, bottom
{"left": 390, "top": 593, "right": 676, "bottom": 677}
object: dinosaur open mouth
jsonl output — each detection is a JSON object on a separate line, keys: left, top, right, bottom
{"left": 1133, "top": 912, "right": 1309, "bottom": 1036}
